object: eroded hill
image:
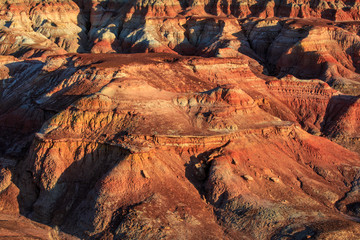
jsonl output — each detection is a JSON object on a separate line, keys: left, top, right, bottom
{"left": 0, "top": 0, "right": 359, "bottom": 239}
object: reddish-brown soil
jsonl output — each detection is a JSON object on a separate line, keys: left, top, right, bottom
{"left": 0, "top": 0, "right": 360, "bottom": 239}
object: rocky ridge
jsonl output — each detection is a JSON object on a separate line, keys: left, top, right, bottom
{"left": 0, "top": 53, "right": 358, "bottom": 239}
{"left": 0, "top": 0, "right": 359, "bottom": 239}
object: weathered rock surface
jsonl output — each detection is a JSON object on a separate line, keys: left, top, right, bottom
{"left": 0, "top": 52, "right": 358, "bottom": 239}
{"left": 0, "top": 0, "right": 360, "bottom": 239}
{"left": 2, "top": 0, "right": 360, "bottom": 94}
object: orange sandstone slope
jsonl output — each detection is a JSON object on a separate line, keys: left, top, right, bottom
{"left": 2, "top": 0, "right": 360, "bottom": 94}
{"left": 0, "top": 53, "right": 358, "bottom": 239}
{"left": 0, "top": 0, "right": 359, "bottom": 239}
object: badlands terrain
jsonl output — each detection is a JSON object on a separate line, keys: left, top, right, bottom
{"left": 0, "top": 0, "right": 360, "bottom": 239}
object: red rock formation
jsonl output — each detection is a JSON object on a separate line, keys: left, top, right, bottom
{"left": 0, "top": 53, "right": 358, "bottom": 238}
{"left": 0, "top": 0, "right": 360, "bottom": 58}
{"left": 0, "top": 0, "right": 360, "bottom": 239}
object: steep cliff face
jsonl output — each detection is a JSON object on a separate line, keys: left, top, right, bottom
{"left": 0, "top": 0, "right": 360, "bottom": 239}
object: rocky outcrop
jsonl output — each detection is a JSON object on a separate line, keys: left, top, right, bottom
{"left": 0, "top": 53, "right": 358, "bottom": 238}
{"left": 0, "top": 0, "right": 360, "bottom": 239}
{"left": 0, "top": 0, "right": 359, "bottom": 59}
{"left": 2, "top": 1, "right": 360, "bottom": 94}
{"left": 321, "top": 95, "right": 360, "bottom": 153}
